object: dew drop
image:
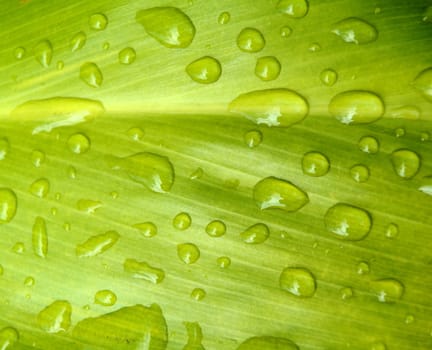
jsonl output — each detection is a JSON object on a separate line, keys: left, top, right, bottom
{"left": 205, "top": 219, "right": 226, "bottom": 237}
{"left": 173, "top": 212, "right": 192, "bottom": 230}
{"left": 24, "top": 276, "right": 35, "bottom": 287}
{"left": 80, "top": 62, "right": 103, "bottom": 88}
{"left": 218, "top": 11, "right": 231, "bottom": 24}
{"left": 14, "top": 46, "right": 25, "bottom": 60}
{"left": 405, "top": 314, "right": 415, "bottom": 324}
{"left": 123, "top": 258, "right": 165, "bottom": 284}
{"left": 136, "top": 7, "right": 196, "bottom": 48}
{"left": 216, "top": 256, "right": 231, "bottom": 268}
{"left": 33, "top": 40, "right": 53, "bottom": 67}
{"left": 358, "top": 135, "right": 379, "bottom": 154}
{"left": 70, "top": 32, "right": 87, "bottom": 52}
{"left": 340, "top": 287, "right": 354, "bottom": 300}
{"left": 308, "top": 42, "right": 321, "bottom": 52}
{"left": 244, "top": 129, "right": 263, "bottom": 148}
{"left": 420, "top": 131, "right": 430, "bottom": 141}
{"left": 37, "top": 300, "right": 72, "bottom": 333}
{"left": 126, "top": 127, "right": 144, "bottom": 140}
{"left": 320, "top": 69, "right": 338, "bottom": 86}
{"left": 0, "top": 327, "right": 19, "bottom": 349}
{"left": 29, "top": 178, "right": 50, "bottom": 198}
{"left": 389, "top": 105, "right": 421, "bottom": 120}
{"left": 0, "top": 138, "right": 10, "bottom": 160}
{"left": 229, "top": 88, "right": 309, "bottom": 127}
{"left": 385, "top": 223, "right": 399, "bottom": 239}
{"left": 56, "top": 60, "right": 64, "bottom": 70}
{"left": 418, "top": 176, "right": 432, "bottom": 195}
{"left": 370, "top": 342, "right": 387, "bottom": 350}
{"left": 329, "top": 90, "right": 384, "bottom": 124}
{"left": 413, "top": 67, "right": 432, "bottom": 102}
{"left": 253, "top": 176, "right": 309, "bottom": 212}
{"left": 357, "top": 261, "right": 370, "bottom": 275}
{"left": 12, "top": 242, "right": 24, "bottom": 254}
{"left": 77, "top": 199, "right": 102, "bottom": 213}
{"left": 76, "top": 230, "right": 119, "bottom": 258}
{"left": 67, "top": 133, "right": 91, "bottom": 154}
{"left": 177, "top": 243, "right": 200, "bottom": 264}
{"left": 132, "top": 222, "right": 157, "bottom": 237}
{"left": 89, "top": 13, "right": 108, "bottom": 30}
{"left": 32, "top": 216, "right": 48, "bottom": 258}
{"left": 255, "top": 56, "right": 281, "bottom": 81}
{"left": 102, "top": 42, "right": 110, "bottom": 50}
{"left": 302, "top": 151, "right": 330, "bottom": 177}
{"left": 395, "top": 127, "right": 405, "bottom": 138}
{"left": 186, "top": 56, "right": 222, "bottom": 84}
{"left": 276, "top": 0, "right": 309, "bottom": 18}
{"left": 189, "top": 167, "right": 203, "bottom": 180}
{"left": 390, "top": 149, "right": 421, "bottom": 179}
{"left": 332, "top": 17, "right": 378, "bottom": 44}
{"left": 279, "top": 267, "right": 316, "bottom": 297}
{"left": 240, "top": 223, "right": 269, "bottom": 244}
{"left": 423, "top": 6, "right": 432, "bottom": 22}
{"left": 94, "top": 290, "right": 117, "bottom": 306}
{"left": 350, "top": 164, "right": 369, "bottom": 183}
{"left": 370, "top": 278, "right": 404, "bottom": 303}
{"left": 324, "top": 203, "right": 372, "bottom": 240}
{"left": 280, "top": 26, "right": 292, "bottom": 38}
{"left": 68, "top": 166, "right": 77, "bottom": 179}
{"left": 190, "top": 288, "right": 206, "bottom": 301}
{"left": 118, "top": 47, "right": 136, "bottom": 65}
{"left": 183, "top": 322, "right": 205, "bottom": 350}
{"left": 236, "top": 27, "right": 265, "bottom": 53}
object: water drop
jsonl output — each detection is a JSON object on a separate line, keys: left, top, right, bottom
{"left": 332, "top": 17, "right": 378, "bottom": 44}
{"left": 102, "top": 42, "right": 110, "bottom": 50}
{"left": 24, "top": 276, "right": 35, "bottom": 287}
{"left": 33, "top": 40, "right": 53, "bottom": 67}
{"left": 68, "top": 166, "right": 77, "bottom": 179}
{"left": 357, "top": 261, "right": 370, "bottom": 275}
{"left": 89, "top": 13, "right": 108, "bottom": 30}
{"left": 72, "top": 304, "right": 168, "bottom": 348}
{"left": 56, "top": 60, "right": 64, "bottom": 70}
{"left": 302, "top": 151, "right": 330, "bottom": 177}
{"left": 255, "top": 56, "right": 281, "bottom": 81}
{"left": 67, "top": 133, "right": 91, "bottom": 154}
{"left": 32, "top": 216, "right": 48, "bottom": 258}
{"left": 395, "top": 127, "right": 405, "bottom": 138}
{"left": 236, "top": 27, "right": 265, "bottom": 53}
{"left": 253, "top": 176, "right": 309, "bottom": 212}
{"left": 110, "top": 152, "right": 175, "bottom": 193}
{"left": 280, "top": 26, "right": 293, "bottom": 38}
{"left": 276, "top": 0, "right": 309, "bottom": 18}
{"left": 14, "top": 46, "right": 25, "bottom": 60}
{"left": 183, "top": 322, "right": 205, "bottom": 350}
{"left": 216, "top": 256, "right": 231, "bottom": 268}
{"left": 218, "top": 11, "right": 231, "bottom": 24}
{"left": 229, "top": 88, "right": 309, "bottom": 127}
{"left": 405, "top": 314, "right": 415, "bottom": 324}
{"left": 420, "top": 131, "right": 430, "bottom": 141}
{"left": 358, "top": 135, "right": 379, "bottom": 154}
{"left": 324, "top": 203, "right": 372, "bottom": 240}
{"left": 320, "top": 69, "right": 338, "bottom": 86}
{"left": 389, "top": 105, "right": 420, "bottom": 120}
{"left": 118, "top": 47, "right": 136, "bottom": 65}
{"left": 244, "top": 129, "right": 263, "bottom": 148}
{"left": 418, "top": 176, "right": 432, "bottom": 195}
{"left": 29, "top": 178, "right": 50, "bottom": 198}
{"left": 370, "top": 278, "right": 404, "bottom": 303}
{"left": 177, "top": 243, "right": 200, "bottom": 264}
{"left": 308, "top": 42, "right": 321, "bottom": 52}
{"left": 76, "top": 230, "right": 119, "bottom": 258}
{"left": 279, "top": 267, "right": 316, "bottom": 297}
{"left": 205, "top": 219, "right": 226, "bottom": 237}
{"left": 423, "top": 6, "right": 432, "bottom": 22}
{"left": 340, "top": 287, "right": 353, "bottom": 300}
{"left": 385, "top": 223, "right": 399, "bottom": 239}
{"left": 413, "top": 67, "right": 432, "bottom": 102}
{"left": 70, "top": 31, "right": 87, "bottom": 52}
{"left": 136, "top": 7, "right": 196, "bottom": 48}
{"left": 80, "top": 62, "right": 103, "bottom": 88}
{"left": 329, "top": 90, "right": 384, "bottom": 124}
{"left": 173, "top": 212, "right": 192, "bottom": 230}
{"left": 0, "top": 327, "right": 19, "bottom": 349}
{"left": 127, "top": 127, "right": 144, "bottom": 140}
{"left": 123, "top": 258, "right": 165, "bottom": 283}
{"left": 77, "top": 199, "right": 102, "bottom": 213}
{"left": 190, "top": 167, "right": 204, "bottom": 180}
{"left": 186, "top": 56, "right": 222, "bottom": 84}
{"left": 240, "top": 223, "right": 269, "bottom": 244}
{"left": 350, "top": 164, "right": 369, "bottom": 183}
{"left": 0, "top": 138, "right": 9, "bottom": 160}
{"left": 12, "top": 242, "right": 24, "bottom": 254}
{"left": 37, "top": 300, "right": 72, "bottom": 333}
{"left": 370, "top": 342, "right": 387, "bottom": 350}
{"left": 390, "top": 149, "right": 421, "bottom": 179}
{"left": 94, "top": 290, "right": 117, "bottom": 306}
{"left": 0, "top": 188, "right": 18, "bottom": 224}
{"left": 190, "top": 288, "right": 206, "bottom": 301}
{"left": 132, "top": 222, "right": 157, "bottom": 237}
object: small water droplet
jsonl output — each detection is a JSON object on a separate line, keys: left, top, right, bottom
{"left": 37, "top": 300, "right": 72, "bottom": 333}
{"left": 280, "top": 26, "right": 292, "bottom": 38}
{"left": 191, "top": 288, "right": 206, "bottom": 301}
{"left": 14, "top": 46, "right": 25, "bottom": 60}
{"left": 76, "top": 199, "right": 102, "bottom": 214}
{"left": 80, "top": 62, "right": 103, "bottom": 88}
{"left": 56, "top": 60, "right": 64, "bottom": 70}
{"left": 422, "top": 6, "right": 432, "bottom": 22}
{"left": 216, "top": 256, "right": 231, "bottom": 268}
{"left": 389, "top": 105, "right": 421, "bottom": 120}
{"left": 0, "top": 327, "right": 19, "bottom": 349}
{"left": 320, "top": 68, "right": 338, "bottom": 86}
{"left": 302, "top": 151, "right": 330, "bottom": 177}
{"left": 405, "top": 314, "right": 415, "bottom": 324}
{"left": 240, "top": 223, "right": 269, "bottom": 244}
{"left": 370, "top": 278, "right": 404, "bottom": 303}
{"left": 33, "top": 40, "right": 53, "bottom": 67}
{"left": 183, "top": 322, "right": 205, "bottom": 350}
{"left": 237, "top": 27, "right": 265, "bottom": 52}
{"left": 68, "top": 166, "right": 77, "bottom": 179}
{"left": 357, "top": 261, "right": 370, "bottom": 275}
{"left": 177, "top": 243, "right": 200, "bottom": 264}
{"left": 329, "top": 90, "right": 384, "bottom": 124}
{"left": 394, "top": 127, "right": 405, "bottom": 138}
{"left": 340, "top": 287, "right": 354, "bottom": 300}
{"left": 308, "top": 42, "right": 321, "bottom": 52}
{"left": 255, "top": 56, "right": 281, "bottom": 81}
{"left": 253, "top": 176, "right": 309, "bottom": 212}
{"left": 229, "top": 88, "right": 309, "bottom": 127}
{"left": 76, "top": 230, "right": 119, "bottom": 258}
{"left": 324, "top": 203, "right": 372, "bottom": 240}
{"left": 29, "top": 178, "right": 50, "bottom": 198}
{"left": 136, "top": 7, "right": 196, "bottom": 48}
{"left": 418, "top": 175, "right": 432, "bottom": 195}
{"left": 12, "top": 242, "right": 25, "bottom": 254}
{"left": 205, "top": 219, "right": 226, "bottom": 237}
{"left": 244, "top": 129, "right": 263, "bottom": 148}
{"left": 190, "top": 167, "right": 204, "bottom": 180}
{"left": 63, "top": 222, "right": 71, "bottom": 231}
{"left": 218, "top": 11, "right": 231, "bottom": 24}
{"left": 102, "top": 42, "right": 110, "bottom": 50}
{"left": 132, "top": 222, "right": 157, "bottom": 237}
{"left": 279, "top": 267, "right": 316, "bottom": 297}
{"left": 186, "top": 56, "right": 222, "bottom": 84}
{"left": 385, "top": 223, "right": 399, "bottom": 239}
{"left": 32, "top": 216, "right": 48, "bottom": 258}
{"left": 118, "top": 47, "right": 136, "bottom": 65}
{"left": 67, "top": 133, "right": 91, "bottom": 154}
{"left": 413, "top": 67, "right": 432, "bottom": 102}
{"left": 24, "top": 276, "right": 35, "bottom": 287}
{"left": 0, "top": 189, "right": 17, "bottom": 224}
{"left": 332, "top": 17, "right": 378, "bottom": 44}
{"left": 237, "top": 336, "right": 299, "bottom": 350}
{"left": 0, "top": 138, "right": 10, "bottom": 160}
{"left": 420, "top": 131, "right": 430, "bottom": 141}
{"left": 89, "top": 13, "right": 108, "bottom": 30}
{"left": 350, "top": 164, "right": 369, "bottom": 183}
{"left": 126, "top": 127, "right": 144, "bottom": 140}
{"left": 94, "top": 290, "right": 117, "bottom": 306}
{"left": 276, "top": 0, "right": 309, "bottom": 18}
{"left": 70, "top": 32, "right": 87, "bottom": 52}
{"left": 390, "top": 149, "right": 421, "bottom": 179}
{"left": 370, "top": 342, "right": 387, "bottom": 350}
{"left": 123, "top": 258, "right": 165, "bottom": 283}
{"left": 173, "top": 212, "right": 192, "bottom": 230}
{"left": 358, "top": 135, "right": 379, "bottom": 154}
